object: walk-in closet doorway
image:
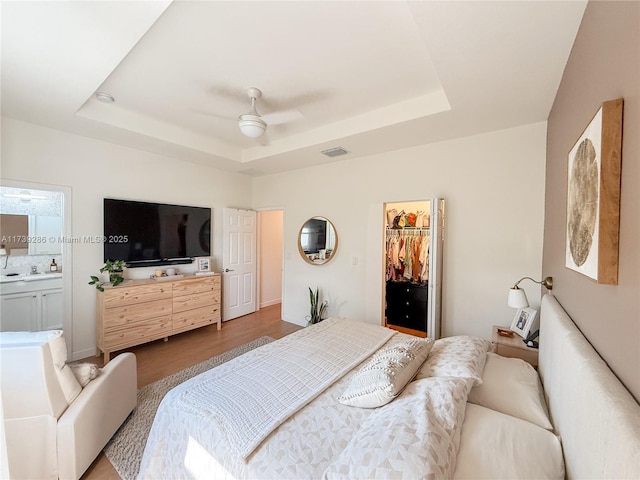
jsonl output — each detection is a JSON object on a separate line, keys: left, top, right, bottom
{"left": 383, "top": 199, "right": 444, "bottom": 339}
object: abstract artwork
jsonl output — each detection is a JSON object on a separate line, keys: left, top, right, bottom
{"left": 565, "top": 98, "right": 623, "bottom": 284}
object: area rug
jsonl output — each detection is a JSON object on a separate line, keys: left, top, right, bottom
{"left": 104, "top": 336, "right": 275, "bottom": 480}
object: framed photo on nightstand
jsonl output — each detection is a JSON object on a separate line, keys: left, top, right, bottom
{"left": 197, "top": 257, "right": 211, "bottom": 272}
{"left": 510, "top": 307, "right": 538, "bottom": 339}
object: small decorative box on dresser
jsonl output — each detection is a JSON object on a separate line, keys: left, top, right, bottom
{"left": 96, "top": 274, "right": 221, "bottom": 363}
{"left": 491, "top": 325, "right": 538, "bottom": 367}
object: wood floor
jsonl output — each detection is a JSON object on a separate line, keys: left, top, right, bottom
{"left": 81, "top": 304, "right": 300, "bottom": 480}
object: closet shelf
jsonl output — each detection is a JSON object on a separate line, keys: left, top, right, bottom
{"left": 386, "top": 226, "right": 430, "bottom": 229}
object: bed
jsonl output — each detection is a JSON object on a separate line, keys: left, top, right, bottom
{"left": 138, "top": 295, "right": 640, "bottom": 479}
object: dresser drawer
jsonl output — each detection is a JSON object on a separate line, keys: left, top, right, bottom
{"left": 386, "top": 281, "right": 428, "bottom": 302}
{"left": 103, "top": 298, "right": 172, "bottom": 329}
{"left": 173, "top": 291, "right": 219, "bottom": 313}
{"left": 173, "top": 277, "right": 220, "bottom": 296}
{"left": 103, "top": 283, "right": 171, "bottom": 308}
{"left": 386, "top": 303, "right": 428, "bottom": 331}
{"left": 103, "top": 315, "right": 172, "bottom": 349}
{"left": 173, "top": 304, "right": 221, "bottom": 334}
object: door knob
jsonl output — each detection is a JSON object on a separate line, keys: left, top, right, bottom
{"left": 223, "top": 268, "right": 234, "bottom": 273}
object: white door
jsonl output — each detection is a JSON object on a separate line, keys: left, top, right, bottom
{"left": 222, "top": 208, "right": 257, "bottom": 321}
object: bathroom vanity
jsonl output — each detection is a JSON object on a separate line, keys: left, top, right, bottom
{"left": 0, "top": 274, "right": 63, "bottom": 331}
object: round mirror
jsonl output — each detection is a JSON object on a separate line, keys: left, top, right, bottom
{"left": 298, "top": 217, "right": 338, "bottom": 265}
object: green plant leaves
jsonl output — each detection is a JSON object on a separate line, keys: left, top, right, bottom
{"left": 91, "top": 260, "right": 126, "bottom": 291}
{"left": 307, "top": 287, "right": 327, "bottom": 325}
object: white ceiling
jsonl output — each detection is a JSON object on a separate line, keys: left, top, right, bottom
{"left": 1, "top": 1, "right": 587, "bottom": 176}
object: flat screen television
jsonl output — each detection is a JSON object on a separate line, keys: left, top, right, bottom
{"left": 103, "top": 198, "right": 211, "bottom": 267}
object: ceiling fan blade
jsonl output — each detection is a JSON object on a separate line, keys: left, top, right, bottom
{"left": 190, "top": 108, "right": 235, "bottom": 121}
{"left": 262, "top": 109, "right": 303, "bottom": 126}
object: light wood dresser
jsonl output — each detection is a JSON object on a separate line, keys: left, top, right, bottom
{"left": 96, "top": 274, "right": 221, "bottom": 362}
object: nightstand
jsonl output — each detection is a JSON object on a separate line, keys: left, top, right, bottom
{"left": 491, "top": 325, "right": 538, "bottom": 367}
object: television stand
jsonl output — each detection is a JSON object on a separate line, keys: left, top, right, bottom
{"left": 95, "top": 273, "right": 221, "bottom": 363}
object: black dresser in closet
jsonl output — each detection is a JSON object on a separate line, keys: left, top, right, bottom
{"left": 385, "top": 281, "right": 428, "bottom": 334}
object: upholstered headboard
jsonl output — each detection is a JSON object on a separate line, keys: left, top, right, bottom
{"left": 539, "top": 294, "right": 640, "bottom": 479}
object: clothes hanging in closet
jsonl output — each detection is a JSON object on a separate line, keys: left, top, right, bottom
{"left": 385, "top": 229, "right": 430, "bottom": 284}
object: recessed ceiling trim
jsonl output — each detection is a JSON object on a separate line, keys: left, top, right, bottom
{"left": 76, "top": 99, "right": 241, "bottom": 161}
{"left": 241, "top": 90, "right": 451, "bottom": 163}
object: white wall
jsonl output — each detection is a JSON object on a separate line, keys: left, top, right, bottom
{"left": 1, "top": 118, "right": 252, "bottom": 359}
{"left": 1, "top": 117, "right": 546, "bottom": 357}
{"left": 253, "top": 121, "right": 547, "bottom": 339}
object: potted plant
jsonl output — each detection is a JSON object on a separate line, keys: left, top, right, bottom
{"left": 306, "top": 287, "right": 328, "bottom": 326}
{"left": 89, "top": 259, "right": 127, "bottom": 292}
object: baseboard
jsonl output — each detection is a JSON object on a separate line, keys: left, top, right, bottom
{"left": 282, "top": 314, "right": 305, "bottom": 327}
{"left": 259, "top": 298, "right": 281, "bottom": 309}
{"left": 72, "top": 346, "right": 99, "bottom": 362}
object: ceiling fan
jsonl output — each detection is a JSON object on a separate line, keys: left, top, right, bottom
{"left": 237, "top": 87, "right": 302, "bottom": 138}
{"left": 238, "top": 87, "right": 266, "bottom": 138}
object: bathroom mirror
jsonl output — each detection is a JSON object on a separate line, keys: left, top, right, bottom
{"left": 298, "top": 217, "right": 338, "bottom": 265}
{"left": 0, "top": 213, "right": 63, "bottom": 255}
{"left": 0, "top": 186, "right": 64, "bottom": 256}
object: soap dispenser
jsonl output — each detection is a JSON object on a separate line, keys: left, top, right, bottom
{"left": 50, "top": 259, "right": 58, "bottom": 272}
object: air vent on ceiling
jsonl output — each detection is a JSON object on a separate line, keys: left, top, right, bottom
{"left": 321, "top": 147, "right": 350, "bottom": 158}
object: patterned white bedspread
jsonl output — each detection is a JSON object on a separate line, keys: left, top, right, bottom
{"left": 138, "top": 322, "right": 484, "bottom": 480}
{"left": 176, "top": 317, "right": 395, "bottom": 458}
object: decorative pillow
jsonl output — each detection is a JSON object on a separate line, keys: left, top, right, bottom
{"left": 416, "top": 335, "right": 492, "bottom": 385}
{"left": 69, "top": 362, "right": 101, "bottom": 387}
{"left": 338, "top": 338, "right": 434, "bottom": 408}
{"left": 468, "top": 352, "right": 553, "bottom": 430}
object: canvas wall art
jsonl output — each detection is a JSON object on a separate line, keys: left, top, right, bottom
{"left": 565, "top": 98, "right": 623, "bottom": 284}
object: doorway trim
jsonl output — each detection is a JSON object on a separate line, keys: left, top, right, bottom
{"left": 256, "top": 208, "right": 284, "bottom": 313}
{"left": 0, "top": 178, "right": 73, "bottom": 355}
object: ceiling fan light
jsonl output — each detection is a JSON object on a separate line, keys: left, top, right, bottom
{"left": 238, "top": 114, "right": 266, "bottom": 138}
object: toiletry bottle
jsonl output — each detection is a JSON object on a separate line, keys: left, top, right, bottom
{"left": 50, "top": 259, "right": 58, "bottom": 272}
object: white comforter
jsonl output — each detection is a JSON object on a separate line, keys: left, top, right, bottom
{"left": 138, "top": 320, "right": 483, "bottom": 480}
{"left": 175, "top": 318, "right": 395, "bottom": 459}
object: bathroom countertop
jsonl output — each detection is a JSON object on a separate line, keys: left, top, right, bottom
{"left": 0, "top": 272, "right": 63, "bottom": 284}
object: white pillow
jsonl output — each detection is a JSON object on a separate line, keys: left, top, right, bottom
{"left": 417, "top": 335, "right": 492, "bottom": 385}
{"left": 453, "top": 404, "right": 564, "bottom": 479}
{"left": 468, "top": 352, "right": 553, "bottom": 430}
{"left": 338, "top": 338, "right": 433, "bottom": 408}
{"left": 69, "top": 362, "right": 101, "bottom": 387}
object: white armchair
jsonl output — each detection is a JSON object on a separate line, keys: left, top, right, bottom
{"left": 1, "top": 330, "right": 136, "bottom": 480}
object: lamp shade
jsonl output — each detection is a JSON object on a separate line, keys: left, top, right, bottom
{"left": 238, "top": 114, "right": 266, "bottom": 138}
{"left": 508, "top": 287, "right": 529, "bottom": 308}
